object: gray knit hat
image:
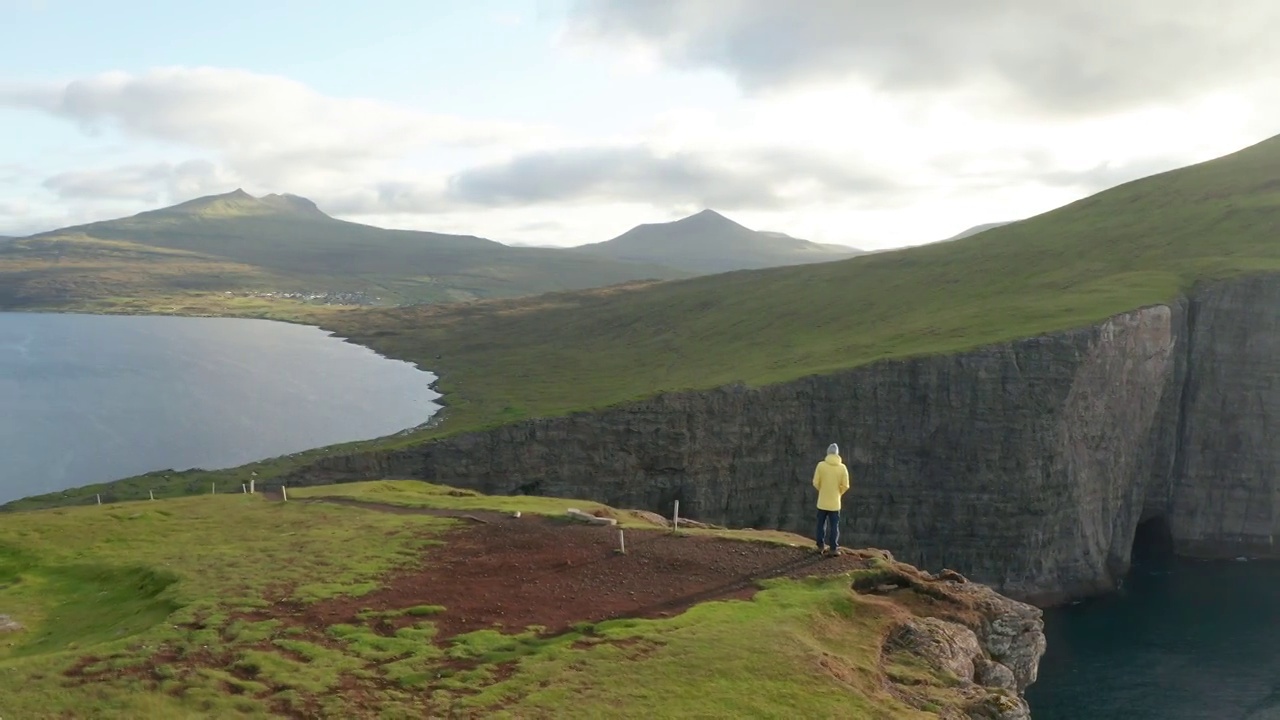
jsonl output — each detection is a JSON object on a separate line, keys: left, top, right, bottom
{"left": 827, "top": 443, "right": 839, "bottom": 455}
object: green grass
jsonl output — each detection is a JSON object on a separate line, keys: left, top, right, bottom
{"left": 0, "top": 493, "right": 453, "bottom": 717}
{"left": 0, "top": 482, "right": 985, "bottom": 718}
{"left": 293, "top": 480, "right": 819, "bottom": 546}
{"left": 7, "top": 561, "right": 179, "bottom": 657}
{"left": 290, "top": 480, "right": 659, "bottom": 525}
{"left": 483, "top": 579, "right": 904, "bottom": 719}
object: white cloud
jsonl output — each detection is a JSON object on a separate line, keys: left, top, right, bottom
{"left": 3, "top": 5, "right": 1279, "bottom": 254}
{"left": 0, "top": 163, "right": 33, "bottom": 186}
{"left": 42, "top": 159, "right": 233, "bottom": 202}
{"left": 0, "top": 67, "right": 556, "bottom": 177}
{"left": 566, "top": 0, "right": 1280, "bottom": 115}
{"left": 0, "top": 198, "right": 30, "bottom": 216}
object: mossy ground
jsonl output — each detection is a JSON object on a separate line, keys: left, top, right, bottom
{"left": 0, "top": 481, "right": 969, "bottom": 718}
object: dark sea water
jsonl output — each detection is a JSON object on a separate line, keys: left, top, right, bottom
{"left": 0, "top": 312, "right": 441, "bottom": 504}
{"left": 1027, "top": 554, "right": 1280, "bottom": 720}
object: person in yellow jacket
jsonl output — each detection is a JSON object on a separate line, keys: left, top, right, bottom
{"left": 812, "top": 443, "right": 850, "bottom": 557}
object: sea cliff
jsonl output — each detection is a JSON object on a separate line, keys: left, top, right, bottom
{"left": 278, "top": 275, "right": 1280, "bottom": 604}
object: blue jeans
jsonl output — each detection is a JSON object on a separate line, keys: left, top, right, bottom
{"left": 815, "top": 509, "right": 840, "bottom": 550}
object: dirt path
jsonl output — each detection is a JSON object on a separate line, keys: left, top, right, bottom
{"left": 270, "top": 497, "right": 875, "bottom": 641}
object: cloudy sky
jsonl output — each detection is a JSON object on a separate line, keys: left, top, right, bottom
{"left": 2, "top": 0, "right": 1277, "bottom": 249}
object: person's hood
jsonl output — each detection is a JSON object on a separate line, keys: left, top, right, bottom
{"left": 824, "top": 453, "right": 842, "bottom": 466}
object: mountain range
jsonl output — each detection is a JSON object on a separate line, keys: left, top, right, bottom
{"left": 0, "top": 191, "right": 865, "bottom": 311}
{"left": 0, "top": 190, "right": 680, "bottom": 310}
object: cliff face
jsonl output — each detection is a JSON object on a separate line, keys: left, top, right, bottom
{"left": 283, "top": 276, "right": 1280, "bottom": 604}
{"left": 1166, "top": 276, "right": 1280, "bottom": 557}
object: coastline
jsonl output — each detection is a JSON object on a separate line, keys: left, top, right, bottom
{"left": 0, "top": 305, "right": 448, "bottom": 509}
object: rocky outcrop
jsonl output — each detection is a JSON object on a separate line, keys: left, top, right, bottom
{"left": 858, "top": 560, "right": 1045, "bottom": 719}
{"left": 889, "top": 616, "right": 988, "bottom": 682}
{"left": 280, "top": 275, "right": 1280, "bottom": 605}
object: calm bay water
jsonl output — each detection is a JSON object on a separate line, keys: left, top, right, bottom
{"left": 0, "top": 312, "right": 441, "bottom": 504}
{"left": 1027, "top": 555, "right": 1280, "bottom": 719}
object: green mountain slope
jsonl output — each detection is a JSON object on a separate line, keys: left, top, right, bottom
{"left": 0, "top": 190, "right": 689, "bottom": 310}
{"left": 323, "top": 133, "right": 1280, "bottom": 434}
{"left": 570, "top": 209, "right": 862, "bottom": 273}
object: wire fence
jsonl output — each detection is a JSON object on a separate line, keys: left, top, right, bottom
{"left": 17, "top": 476, "right": 305, "bottom": 511}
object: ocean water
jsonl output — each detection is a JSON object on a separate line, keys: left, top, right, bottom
{"left": 0, "top": 312, "right": 441, "bottom": 504}
{"left": 1027, "top": 553, "right": 1280, "bottom": 719}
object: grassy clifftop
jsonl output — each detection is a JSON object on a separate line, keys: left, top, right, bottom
{"left": 319, "top": 133, "right": 1280, "bottom": 434}
{"left": 0, "top": 481, "right": 1034, "bottom": 718}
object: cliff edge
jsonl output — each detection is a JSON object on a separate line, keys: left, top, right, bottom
{"left": 273, "top": 273, "right": 1280, "bottom": 606}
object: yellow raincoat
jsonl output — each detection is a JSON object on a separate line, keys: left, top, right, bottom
{"left": 812, "top": 453, "right": 850, "bottom": 511}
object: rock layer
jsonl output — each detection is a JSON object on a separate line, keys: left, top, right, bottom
{"left": 282, "top": 275, "right": 1280, "bottom": 604}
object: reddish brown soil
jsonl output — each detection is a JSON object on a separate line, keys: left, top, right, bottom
{"left": 296, "top": 507, "right": 875, "bottom": 640}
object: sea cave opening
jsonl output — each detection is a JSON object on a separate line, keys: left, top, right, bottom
{"left": 1130, "top": 515, "right": 1175, "bottom": 570}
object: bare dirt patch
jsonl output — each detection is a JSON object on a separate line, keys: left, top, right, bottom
{"left": 295, "top": 511, "right": 876, "bottom": 640}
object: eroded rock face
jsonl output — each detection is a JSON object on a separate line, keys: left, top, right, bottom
{"left": 960, "top": 583, "right": 1047, "bottom": 691}
{"left": 867, "top": 564, "right": 1044, "bottom": 720}
{"left": 282, "top": 275, "right": 1280, "bottom": 604}
{"left": 857, "top": 564, "right": 1046, "bottom": 691}
{"left": 965, "top": 693, "right": 1033, "bottom": 720}
{"left": 975, "top": 659, "right": 1017, "bottom": 691}
{"left": 889, "top": 617, "right": 984, "bottom": 681}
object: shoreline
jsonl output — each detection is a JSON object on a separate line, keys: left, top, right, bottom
{"left": 0, "top": 305, "right": 449, "bottom": 508}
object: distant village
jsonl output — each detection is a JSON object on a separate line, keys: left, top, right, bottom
{"left": 225, "top": 290, "right": 378, "bottom": 305}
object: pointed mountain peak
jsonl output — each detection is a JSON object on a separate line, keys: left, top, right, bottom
{"left": 680, "top": 208, "right": 731, "bottom": 222}
{"left": 579, "top": 206, "right": 862, "bottom": 274}
{"left": 670, "top": 208, "right": 750, "bottom": 230}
